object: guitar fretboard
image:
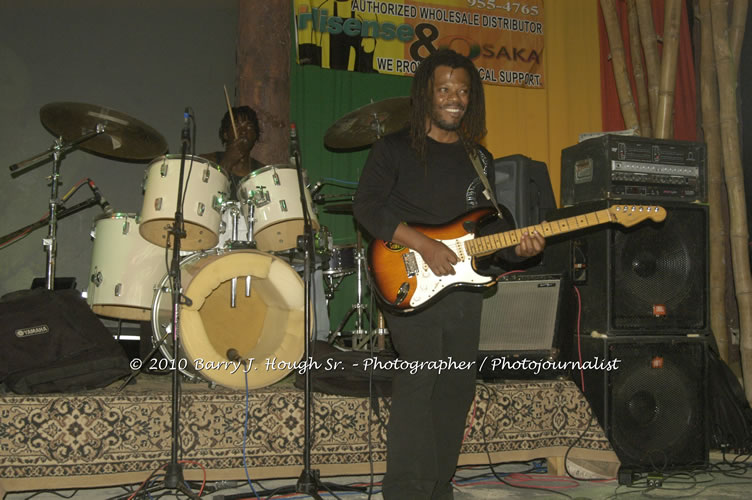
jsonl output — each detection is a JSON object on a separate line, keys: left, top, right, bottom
{"left": 464, "top": 209, "right": 614, "bottom": 257}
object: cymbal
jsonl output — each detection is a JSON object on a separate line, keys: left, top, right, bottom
{"left": 40, "top": 102, "right": 168, "bottom": 161}
{"left": 323, "top": 203, "right": 354, "bottom": 214}
{"left": 324, "top": 97, "right": 410, "bottom": 150}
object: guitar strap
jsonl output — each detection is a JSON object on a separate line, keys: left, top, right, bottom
{"left": 468, "top": 148, "right": 504, "bottom": 219}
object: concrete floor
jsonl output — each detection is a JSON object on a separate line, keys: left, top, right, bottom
{"left": 5, "top": 453, "right": 752, "bottom": 499}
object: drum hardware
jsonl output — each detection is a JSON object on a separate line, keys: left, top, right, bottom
{"left": 372, "top": 311, "right": 390, "bottom": 352}
{"left": 327, "top": 230, "right": 373, "bottom": 351}
{"left": 5, "top": 102, "right": 168, "bottom": 290}
{"left": 218, "top": 200, "right": 256, "bottom": 308}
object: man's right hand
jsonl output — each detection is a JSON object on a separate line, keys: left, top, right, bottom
{"left": 391, "top": 224, "right": 458, "bottom": 276}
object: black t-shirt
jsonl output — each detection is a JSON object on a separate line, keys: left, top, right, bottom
{"left": 353, "top": 128, "right": 520, "bottom": 265}
{"left": 354, "top": 129, "right": 493, "bottom": 239}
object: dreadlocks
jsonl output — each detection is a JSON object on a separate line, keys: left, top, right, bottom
{"left": 409, "top": 49, "right": 486, "bottom": 164}
{"left": 219, "top": 105, "right": 261, "bottom": 145}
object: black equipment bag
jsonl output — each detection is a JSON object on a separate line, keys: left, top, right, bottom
{"left": 0, "top": 288, "right": 131, "bottom": 394}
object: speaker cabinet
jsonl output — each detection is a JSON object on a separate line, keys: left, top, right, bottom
{"left": 493, "top": 154, "right": 557, "bottom": 228}
{"left": 477, "top": 274, "right": 574, "bottom": 380}
{"left": 550, "top": 200, "right": 708, "bottom": 335}
{"left": 577, "top": 335, "right": 709, "bottom": 471}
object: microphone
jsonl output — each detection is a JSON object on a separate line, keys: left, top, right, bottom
{"left": 88, "top": 180, "right": 114, "bottom": 215}
{"left": 182, "top": 107, "right": 191, "bottom": 145}
{"left": 289, "top": 122, "right": 300, "bottom": 167}
{"left": 227, "top": 348, "right": 243, "bottom": 364}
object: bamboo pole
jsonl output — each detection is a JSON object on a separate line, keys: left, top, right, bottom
{"left": 600, "top": 0, "right": 641, "bottom": 133}
{"left": 729, "top": 0, "right": 749, "bottom": 71}
{"left": 627, "top": 0, "right": 652, "bottom": 137}
{"left": 635, "top": 0, "right": 661, "bottom": 134}
{"left": 710, "top": 0, "right": 752, "bottom": 402}
{"left": 654, "top": 0, "right": 682, "bottom": 138}
{"left": 699, "top": 0, "right": 730, "bottom": 361}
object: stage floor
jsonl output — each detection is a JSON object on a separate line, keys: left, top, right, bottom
{"left": 0, "top": 373, "right": 618, "bottom": 497}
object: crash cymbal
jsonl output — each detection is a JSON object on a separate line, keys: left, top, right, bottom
{"left": 40, "top": 102, "right": 168, "bottom": 161}
{"left": 323, "top": 203, "right": 354, "bottom": 214}
{"left": 324, "top": 97, "right": 410, "bottom": 150}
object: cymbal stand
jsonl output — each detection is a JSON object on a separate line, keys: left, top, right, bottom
{"left": 7, "top": 126, "right": 105, "bottom": 290}
{"left": 327, "top": 230, "right": 372, "bottom": 350}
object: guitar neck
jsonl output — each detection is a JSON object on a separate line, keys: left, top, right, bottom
{"left": 465, "top": 208, "right": 613, "bottom": 257}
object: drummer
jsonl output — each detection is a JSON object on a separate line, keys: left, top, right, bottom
{"left": 201, "top": 105, "right": 265, "bottom": 199}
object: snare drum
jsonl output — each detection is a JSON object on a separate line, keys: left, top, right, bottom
{"left": 324, "top": 244, "right": 357, "bottom": 276}
{"left": 237, "top": 164, "right": 319, "bottom": 252}
{"left": 87, "top": 213, "right": 166, "bottom": 321}
{"left": 140, "top": 155, "right": 229, "bottom": 251}
{"left": 151, "top": 249, "right": 305, "bottom": 389}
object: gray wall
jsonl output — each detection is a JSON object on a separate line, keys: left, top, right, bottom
{"left": 0, "top": 0, "right": 237, "bottom": 298}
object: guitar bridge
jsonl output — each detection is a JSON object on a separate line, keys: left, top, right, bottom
{"left": 402, "top": 252, "right": 418, "bottom": 278}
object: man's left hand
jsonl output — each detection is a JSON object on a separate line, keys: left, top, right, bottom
{"left": 514, "top": 230, "right": 546, "bottom": 258}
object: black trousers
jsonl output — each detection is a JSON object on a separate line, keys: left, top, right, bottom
{"left": 381, "top": 290, "right": 483, "bottom": 500}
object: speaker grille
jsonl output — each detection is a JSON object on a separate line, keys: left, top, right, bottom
{"left": 586, "top": 337, "right": 709, "bottom": 471}
{"left": 611, "top": 205, "right": 706, "bottom": 329}
{"left": 479, "top": 279, "right": 560, "bottom": 351}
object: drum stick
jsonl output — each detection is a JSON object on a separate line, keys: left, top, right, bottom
{"left": 223, "top": 85, "right": 238, "bottom": 139}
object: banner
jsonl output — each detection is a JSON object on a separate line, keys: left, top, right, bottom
{"left": 294, "top": 0, "right": 545, "bottom": 88}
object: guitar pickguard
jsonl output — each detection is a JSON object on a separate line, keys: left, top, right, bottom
{"left": 407, "top": 233, "right": 493, "bottom": 308}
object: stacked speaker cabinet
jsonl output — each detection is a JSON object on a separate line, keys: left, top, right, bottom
{"left": 578, "top": 335, "right": 709, "bottom": 471}
{"left": 552, "top": 199, "right": 709, "bottom": 336}
{"left": 556, "top": 135, "right": 710, "bottom": 473}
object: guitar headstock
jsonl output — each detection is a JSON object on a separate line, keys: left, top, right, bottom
{"left": 608, "top": 205, "right": 667, "bottom": 227}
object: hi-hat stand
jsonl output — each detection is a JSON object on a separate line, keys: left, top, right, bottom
{"left": 327, "top": 229, "right": 375, "bottom": 351}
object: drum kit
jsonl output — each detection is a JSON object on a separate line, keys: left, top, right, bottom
{"left": 3, "top": 97, "right": 410, "bottom": 391}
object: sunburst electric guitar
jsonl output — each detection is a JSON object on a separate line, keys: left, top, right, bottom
{"left": 368, "top": 204, "right": 666, "bottom": 313}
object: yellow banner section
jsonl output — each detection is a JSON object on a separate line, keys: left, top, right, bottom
{"left": 294, "top": 0, "right": 545, "bottom": 88}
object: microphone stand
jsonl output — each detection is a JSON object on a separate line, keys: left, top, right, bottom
{"left": 0, "top": 197, "right": 100, "bottom": 247}
{"left": 132, "top": 112, "right": 198, "bottom": 499}
{"left": 289, "top": 129, "right": 364, "bottom": 500}
{"left": 290, "top": 135, "right": 323, "bottom": 498}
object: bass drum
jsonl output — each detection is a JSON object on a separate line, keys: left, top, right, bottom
{"left": 151, "top": 249, "right": 305, "bottom": 389}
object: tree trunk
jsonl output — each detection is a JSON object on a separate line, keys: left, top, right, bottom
{"left": 600, "top": 0, "right": 641, "bottom": 132}
{"left": 699, "top": 0, "right": 730, "bottom": 361}
{"left": 654, "top": 0, "right": 682, "bottom": 138}
{"left": 635, "top": 0, "right": 662, "bottom": 134}
{"left": 237, "top": 1, "right": 291, "bottom": 164}
{"left": 710, "top": 0, "right": 752, "bottom": 402}
{"left": 627, "top": 0, "right": 652, "bottom": 137}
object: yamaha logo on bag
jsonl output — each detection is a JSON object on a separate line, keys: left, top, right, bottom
{"left": 15, "top": 325, "right": 50, "bottom": 338}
